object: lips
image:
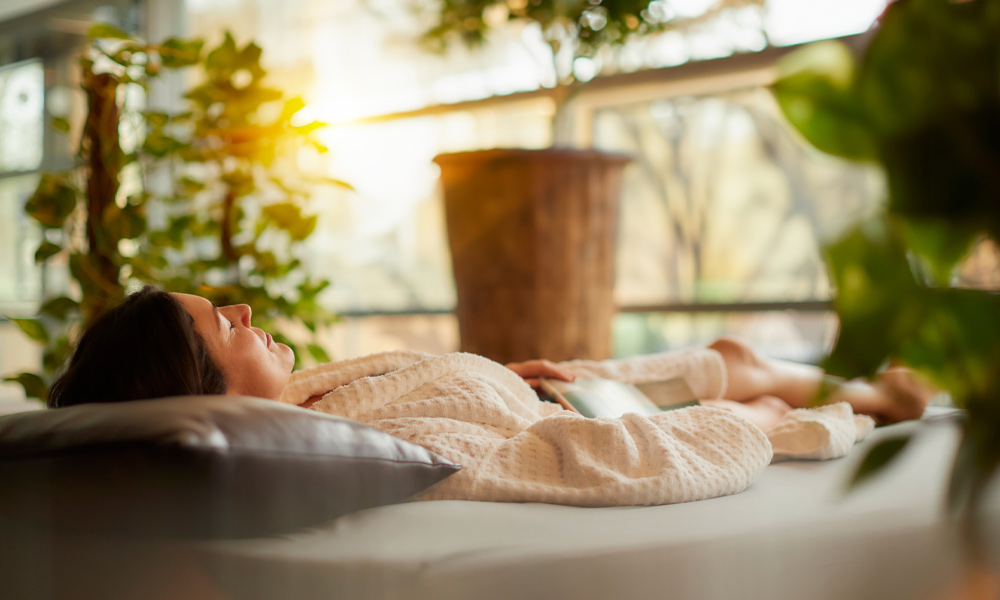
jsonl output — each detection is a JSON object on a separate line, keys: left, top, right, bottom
{"left": 265, "top": 332, "right": 272, "bottom": 347}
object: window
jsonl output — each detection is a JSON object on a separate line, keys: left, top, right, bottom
{"left": 178, "top": 0, "right": 889, "bottom": 360}
{"left": 0, "top": 60, "right": 44, "bottom": 313}
{"left": 0, "top": 0, "right": 900, "bottom": 366}
{"left": 0, "top": 59, "right": 43, "bottom": 173}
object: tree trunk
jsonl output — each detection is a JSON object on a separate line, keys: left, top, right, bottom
{"left": 435, "top": 148, "right": 629, "bottom": 364}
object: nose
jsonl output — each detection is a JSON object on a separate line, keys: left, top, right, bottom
{"left": 221, "top": 304, "right": 253, "bottom": 327}
{"left": 232, "top": 304, "right": 252, "bottom": 327}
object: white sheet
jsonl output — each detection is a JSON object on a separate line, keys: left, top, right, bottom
{"left": 200, "top": 408, "right": 1000, "bottom": 600}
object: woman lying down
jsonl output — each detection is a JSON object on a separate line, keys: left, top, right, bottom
{"left": 48, "top": 286, "right": 933, "bottom": 507}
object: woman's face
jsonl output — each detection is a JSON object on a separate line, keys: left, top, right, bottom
{"left": 173, "top": 293, "right": 294, "bottom": 400}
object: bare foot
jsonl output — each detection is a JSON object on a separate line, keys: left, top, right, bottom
{"left": 872, "top": 367, "right": 936, "bottom": 424}
{"left": 708, "top": 337, "right": 774, "bottom": 400}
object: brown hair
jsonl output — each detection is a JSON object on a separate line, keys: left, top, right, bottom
{"left": 48, "top": 286, "right": 228, "bottom": 408}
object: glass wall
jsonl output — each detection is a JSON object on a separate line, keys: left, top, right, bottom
{"left": 174, "top": 0, "right": 891, "bottom": 361}
{"left": 594, "top": 86, "right": 881, "bottom": 361}
{"left": 599, "top": 87, "right": 882, "bottom": 307}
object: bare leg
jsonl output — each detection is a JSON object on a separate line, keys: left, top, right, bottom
{"left": 707, "top": 337, "right": 933, "bottom": 424}
{"left": 701, "top": 395, "right": 792, "bottom": 432}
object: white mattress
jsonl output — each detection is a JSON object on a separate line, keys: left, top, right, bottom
{"left": 200, "top": 407, "right": 1000, "bottom": 600}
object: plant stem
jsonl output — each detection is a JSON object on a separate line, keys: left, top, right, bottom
{"left": 220, "top": 186, "right": 241, "bottom": 283}
{"left": 82, "top": 68, "right": 124, "bottom": 324}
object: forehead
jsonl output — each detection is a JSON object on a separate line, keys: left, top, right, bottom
{"left": 171, "top": 293, "right": 215, "bottom": 322}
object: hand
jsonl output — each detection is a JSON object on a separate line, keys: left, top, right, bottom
{"left": 505, "top": 359, "right": 576, "bottom": 391}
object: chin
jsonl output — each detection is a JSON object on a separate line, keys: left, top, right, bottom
{"left": 281, "top": 346, "right": 296, "bottom": 369}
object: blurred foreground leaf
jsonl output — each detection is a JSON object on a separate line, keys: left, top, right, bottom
{"left": 847, "top": 434, "right": 912, "bottom": 491}
{"left": 772, "top": 41, "right": 878, "bottom": 162}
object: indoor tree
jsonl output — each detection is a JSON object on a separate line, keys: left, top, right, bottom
{"left": 142, "top": 31, "right": 345, "bottom": 366}
{"left": 421, "top": 0, "right": 766, "bottom": 85}
{"left": 4, "top": 25, "right": 342, "bottom": 401}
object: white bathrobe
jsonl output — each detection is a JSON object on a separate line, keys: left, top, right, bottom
{"left": 279, "top": 349, "right": 872, "bottom": 507}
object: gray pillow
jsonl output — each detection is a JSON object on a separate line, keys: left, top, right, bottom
{"left": 0, "top": 396, "right": 460, "bottom": 539}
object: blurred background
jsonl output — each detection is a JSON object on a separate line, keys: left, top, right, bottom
{"left": 0, "top": 0, "right": 971, "bottom": 397}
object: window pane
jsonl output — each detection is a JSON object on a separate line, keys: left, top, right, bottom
{"left": 614, "top": 310, "right": 837, "bottom": 364}
{"left": 0, "top": 174, "right": 41, "bottom": 313}
{"left": 0, "top": 60, "right": 43, "bottom": 173}
{"left": 319, "top": 313, "right": 459, "bottom": 360}
{"left": 594, "top": 87, "right": 884, "bottom": 306}
{"left": 304, "top": 100, "right": 553, "bottom": 313}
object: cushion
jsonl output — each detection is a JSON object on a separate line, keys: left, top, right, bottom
{"left": 0, "top": 395, "right": 460, "bottom": 539}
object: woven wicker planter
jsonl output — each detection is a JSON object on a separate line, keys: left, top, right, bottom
{"left": 434, "top": 148, "right": 630, "bottom": 364}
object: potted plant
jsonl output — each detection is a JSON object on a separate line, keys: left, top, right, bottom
{"left": 772, "top": 0, "right": 1000, "bottom": 571}
{"left": 3, "top": 25, "right": 341, "bottom": 401}
{"left": 424, "top": 0, "right": 764, "bottom": 364}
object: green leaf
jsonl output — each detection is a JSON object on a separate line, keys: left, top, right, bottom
{"left": 205, "top": 32, "right": 239, "bottom": 75}
{"left": 143, "top": 130, "right": 180, "bottom": 157}
{"left": 772, "top": 41, "right": 878, "bottom": 162}
{"left": 2, "top": 372, "right": 47, "bottom": 401}
{"left": 127, "top": 193, "right": 151, "bottom": 208}
{"left": 10, "top": 318, "right": 49, "bottom": 344}
{"left": 51, "top": 117, "right": 71, "bottom": 133}
{"left": 897, "top": 289, "right": 1000, "bottom": 402}
{"left": 34, "top": 241, "right": 62, "bottom": 263}
{"left": 158, "top": 37, "right": 204, "bottom": 69}
{"left": 101, "top": 203, "right": 146, "bottom": 242}
{"left": 235, "top": 41, "right": 266, "bottom": 78}
{"left": 25, "top": 174, "right": 77, "bottom": 229}
{"left": 143, "top": 111, "right": 170, "bottom": 128}
{"left": 43, "top": 336, "right": 72, "bottom": 373}
{"left": 307, "top": 343, "right": 331, "bottom": 364}
{"left": 39, "top": 296, "right": 79, "bottom": 321}
{"left": 101, "top": 42, "right": 145, "bottom": 69}
{"left": 87, "top": 23, "right": 132, "bottom": 40}
{"left": 901, "top": 219, "right": 978, "bottom": 286}
{"left": 847, "top": 434, "right": 912, "bottom": 491}
{"left": 69, "top": 253, "right": 121, "bottom": 306}
{"left": 260, "top": 202, "right": 317, "bottom": 241}
{"left": 167, "top": 215, "right": 196, "bottom": 246}
{"left": 177, "top": 176, "right": 206, "bottom": 196}
{"left": 823, "top": 217, "right": 919, "bottom": 379}
{"left": 858, "top": 0, "right": 998, "bottom": 136}
{"left": 294, "top": 215, "right": 317, "bottom": 241}
{"left": 254, "top": 251, "right": 278, "bottom": 275}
